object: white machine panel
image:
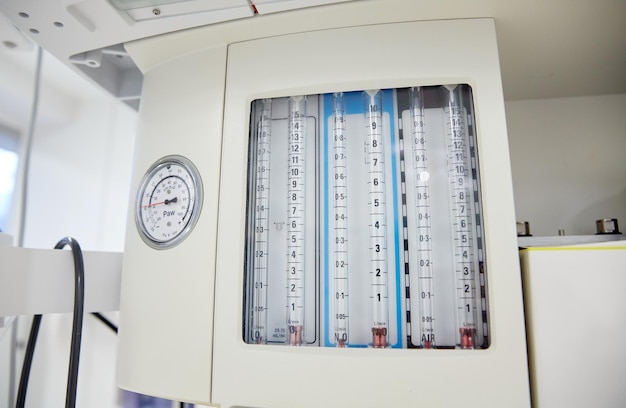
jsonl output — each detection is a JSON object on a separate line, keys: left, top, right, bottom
{"left": 117, "top": 17, "right": 530, "bottom": 408}
{"left": 116, "top": 46, "right": 227, "bottom": 403}
{"left": 212, "top": 19, "right": 530, "bottom": 408}
{"left": 521, "top": 242, "right": 626, "bottom": 408}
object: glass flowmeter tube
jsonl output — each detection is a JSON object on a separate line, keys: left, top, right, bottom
{"left": 332, "top": 93, "right": 350, "bottom": 347}
{"left": 243, "top": 85, "right": 489, "bottom": 350}
{"left": 250, "top": 98, "right": 272, "bottom": 344}
{"left": 363, "top": 90, "right": 390, "bottom": 348}
{"left": 286, "top": 96, "right": 307, "bottom": 345}
{"left": 410, "top": 87, "right": 435, "bottom": 349}
{"left": 443, "top": 85, "right": 479, "bottom": 349}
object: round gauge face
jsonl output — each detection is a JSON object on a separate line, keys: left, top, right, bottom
{"left": 135, "top": 155, "right": 203, "bottom": 249}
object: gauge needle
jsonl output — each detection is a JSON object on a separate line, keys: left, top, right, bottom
{"left": 144, "top": 197, "right": 178, "bottom": 208}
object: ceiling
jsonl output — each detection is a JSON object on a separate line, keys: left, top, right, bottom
{"left": 0, "top": 0, "right": 624, "bottom": 105}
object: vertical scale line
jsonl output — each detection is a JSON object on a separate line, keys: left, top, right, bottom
{"left": 389, "top": 90, "right": 403, "bottom": 348}
{"left": 287, "top": 96, "right": 306, "bottom": 345}
{"left": 397, "top": 94, "right": 413, "bottom": 348}
{"left": 323, "top": 95, "right": 331, "bottom": 346}
{"left": 331, "top": 93, "right": 350, "bottom": 346}
{"left": 466, "top": 87, "right": 489, "bottom": 348}
{"left": 411, "top": 87, "right": 436, "bottom": 349}
{"left": 252, "top": 99, "right": 272, "bottom": 344}
{"left": 443, "top": 85, "right": 478, "bottom": 349}
{"left": 364, "top": 90, "right": 389, "bottom": 348}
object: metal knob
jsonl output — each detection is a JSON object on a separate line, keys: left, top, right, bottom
{"left": 516, "top": 221, "right": 531, "bottom": 237}
{"left": 595, "top": 218, "right": 621, "bottom": 235}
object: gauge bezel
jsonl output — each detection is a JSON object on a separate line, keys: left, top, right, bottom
{"left": 135, "top": 155, "right": 203, "bottom": 250}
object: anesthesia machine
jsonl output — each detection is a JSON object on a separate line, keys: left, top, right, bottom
{"left": 118, "top": 14, "right": 530, "bottom": 408}
{"left": 3, "top": 0, "right": 622, "bottom": 407}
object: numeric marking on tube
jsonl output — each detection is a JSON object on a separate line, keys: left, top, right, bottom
{"left": 287, "top": 96, "right": 306, "bottom": 345}
{"left": 253, "top": 99, "right": 272, "bottom": 344}
{"left": 332, "top": 93, "right": 350, "bottom": 347}
{"left": 410, "top": 87, "right": 436, "bottom": 348}
{"left": 364, "top": 90, "right": 389, "bottom": 348}
{"left": 444, "top": 85, "right": 477, "bottom": 349}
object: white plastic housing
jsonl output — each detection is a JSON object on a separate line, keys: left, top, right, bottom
{"left": 521, "top": 242, "right": 626, "bottom": 408}
{"left": 214, "top": 19, "right": 528, "bottom": 407}
{"left": 116, "top": 46, "right": 227, "bottom": 403}
{"left": 117, "top": 17, "right": 530, "bottom": 408}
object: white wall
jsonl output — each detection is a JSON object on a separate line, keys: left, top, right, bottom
{"left": 506, "top": 94, "right": 626, "bottom": 237}
{"left": 9, "top": 96, "right": 136, "bottom": 408}
{"left": 0, "top": 48, "right": 137, "bottom": 408}
{"left": 2, "top": 44, "right": 625, "bottom": 407}
{"left": 22, "top": 94, "right": 136, "bottom": 251}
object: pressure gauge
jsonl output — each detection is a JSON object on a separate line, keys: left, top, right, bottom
{"left": 135, "top": 155, "right": 203, "bottom": 249}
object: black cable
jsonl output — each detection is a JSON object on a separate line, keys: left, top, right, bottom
{"left": 15, "top": 237, "right": 85, "bottom": 408}
{"left": 54, "top": 237, "right": 85, "bottom": 408}
{"left": 15, "top": 315, "right": 42, "bottom": 408}
{"left": 91, "top": 312, "right": 118, "bottom": 334}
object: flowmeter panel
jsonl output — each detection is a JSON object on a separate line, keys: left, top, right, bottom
{"left": 120, "top": 18, "right": 530, "bottom": 408}
{"left": 243, "top": 85, "right": 489, "bottom": 349}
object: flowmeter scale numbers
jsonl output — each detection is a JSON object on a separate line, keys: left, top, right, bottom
{"left": 243, "top": 85, "right": 490, "bottom": 349}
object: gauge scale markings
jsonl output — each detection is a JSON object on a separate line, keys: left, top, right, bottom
{"left": 136, "top": 156, "right": 203, "bottom": 249}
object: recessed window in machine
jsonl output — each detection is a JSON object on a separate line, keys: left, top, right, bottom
{"left": 243, "top": 85, "right": 490, "bottom": 350}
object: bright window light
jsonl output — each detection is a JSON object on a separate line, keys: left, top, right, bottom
{"left": 0, "top": 148, "right": 18, "bottom": 231}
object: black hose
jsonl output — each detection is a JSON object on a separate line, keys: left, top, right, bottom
{"left": 91, "top": 312, "right": 118, "bottom": 334}
{"left": 53, "top": 237, "right": 85, "bottom": 408}
{"left": 15, "top": 315, "right": 42, "bottom": 408}
{"left": 15, "top": 237, "right": 85, "bottom": 408}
